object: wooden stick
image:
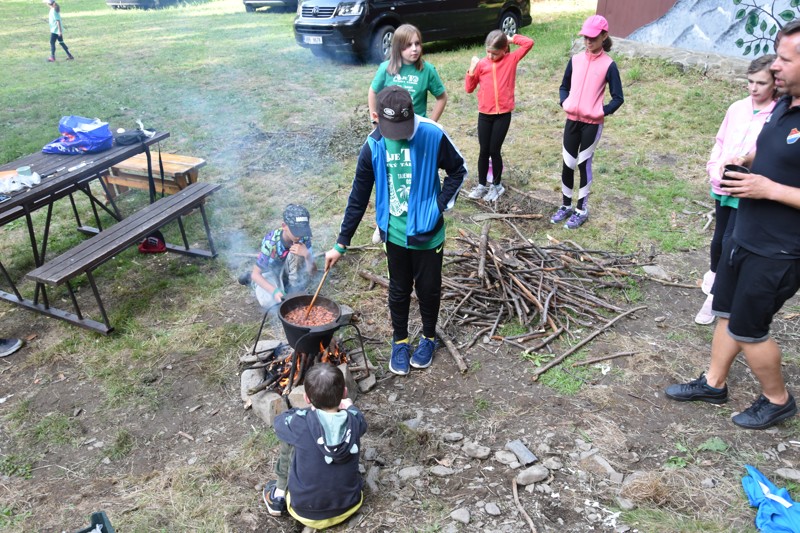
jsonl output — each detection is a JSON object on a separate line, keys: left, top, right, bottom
{"left": 472, "top": 212, "right": 544, "bottom": 221}
{"left": 436, "top": 326, "right": 468, "bottom": 374}
{"left": 512, "top": 478, "right": 538, "bottom": 533}
{"left": 531, "top": 305, "right": 647, "bottom": 381}
{"left": 304, "top": 267, "right": 330, "bottom": 320}
{"left": 572, "top": 350, "right": 639, "bottom": 367}
{"left": 477, "top": 221, "right": 490, "bottom": 282}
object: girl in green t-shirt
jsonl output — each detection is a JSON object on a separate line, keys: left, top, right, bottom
{"left": 368, "top": 24, "right": 447, "bottom": 123}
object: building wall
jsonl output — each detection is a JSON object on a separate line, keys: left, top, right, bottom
{"left": 596, "top": 0, "right": 678, "bottom": 37}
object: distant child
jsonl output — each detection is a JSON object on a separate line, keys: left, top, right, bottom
{"left": 263, "top": 363, "right": 367, "bottom": 529}
{"left": 240, "top": 204, "right": 316, "bottom": 309}
{"left": 465, "top": 30, "right": 534, "bottom": 202}
{"left": 694, "top": 54, "right": 777, "bottom": 324}
{"left": 44, "top": 0, "right": 74, "bottom": 62}
{"left": 368, "top": 24, "right": 448, "bottom": 122}
{"left": 550, "top": 15, "right": 623, "bottom": 229}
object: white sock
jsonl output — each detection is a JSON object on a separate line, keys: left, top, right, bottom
{"left": 274, "top": 487, "right": 285, "bottom": 498}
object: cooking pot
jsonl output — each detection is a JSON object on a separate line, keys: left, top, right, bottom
{"left": 278, "top": 294, "right": 346, "bottom": 353}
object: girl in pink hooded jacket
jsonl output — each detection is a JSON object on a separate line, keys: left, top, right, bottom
{"left": 551, "top": 15, "right": 623, "bottom": 229}
{"left": 694, "top": 54, "right": 777, "bottom": 325}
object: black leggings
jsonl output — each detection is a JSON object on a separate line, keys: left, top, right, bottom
{"left": 477, "top": 112, "right": 512, "bottom": 186}
{"left": 386, "top": 240, "right": 443, "bottom": 341}
{"left": 50, "top": 33, "right": 71, "bottom": 58}
{"left": 709, "top": 201, "right": 736, "bottom": 273}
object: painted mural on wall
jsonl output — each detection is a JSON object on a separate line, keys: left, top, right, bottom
{"left": 628, "top": 0, "right": 799, "bottom": 57}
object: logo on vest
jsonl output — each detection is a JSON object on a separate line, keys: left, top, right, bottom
{"left": 787, "top": 128, "right": 800, "bottom": 145}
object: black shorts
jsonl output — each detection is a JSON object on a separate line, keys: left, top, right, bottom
{"left": 712, "top": 241, "right": 800, "bottom": 342}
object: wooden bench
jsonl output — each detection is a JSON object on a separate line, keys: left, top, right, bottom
{"left": 101, "top": 152, "right": 206, "bottom": 200}
{"left": 26, "top": 181, "right": 222, "bottom": 334}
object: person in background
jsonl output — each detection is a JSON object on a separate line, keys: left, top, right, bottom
{"left": 44, "top": 0, "right": 74, "bottom": 62}
{"left": 550, "top": 15, "right": 623, "bottom": 229}
{"left": 368, "top": 24, "right": 448, "bottom": 244}
{"left": 239, "top": 204, "right": 316, "bottom": 310}
{"left": 0, "top": 338, "right": 23, "bottom": 358}
{"left": 695, "top": 55, "right": 777, "bottom": 325}
{"left": 464, "top": 30, "right": 534, "bottom": 202}
{"left": 368, "top": 24, "right": 448, "bottom": 123}
{"left": 665, "top": 21, "right": 800, "bottom": 430}
{"left": 325, "top": 86, "right": 466, "bottom": 376}
{"left": 263, "top": 363, "right": 367, "bottom": 528}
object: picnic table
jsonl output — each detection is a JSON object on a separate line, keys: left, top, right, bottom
{"left": 0, "top": 131, "right": 221, "bottom": 334}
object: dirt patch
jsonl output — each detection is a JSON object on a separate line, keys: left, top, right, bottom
{"left": 3, "top": 210, "right": 800, "bottom": 532}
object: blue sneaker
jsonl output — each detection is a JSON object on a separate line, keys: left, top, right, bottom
{"left": 263, "top": 480, "right": 286, "bottom": 516}
{"left": 389, "top": 341, "right": 411, "bottom": 375}
{"left": 550, "top": 205, "right": 573, "bottom": 224}
{"left": 410, "top": 337, "right": 437, "bottom": 369}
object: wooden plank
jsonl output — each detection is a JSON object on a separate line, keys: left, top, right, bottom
{"left": 111, "top": 153, "right": 206, "bottom": 177}
{"left": 27, "top": 182, "right": 221, "bottom": 285}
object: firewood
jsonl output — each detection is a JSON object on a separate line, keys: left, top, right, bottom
{"left": 531, "top": 306, "right": 647, "bottom": 381}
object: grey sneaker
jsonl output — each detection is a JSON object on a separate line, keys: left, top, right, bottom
{"left": 483, "top": 183, "right": 505, "bottom": 202}
{"left": 467, "top": 184, "right": 488, "bottom": 199}
{"left": 550, "top": 205, "right": 573, "bottom": 224}
{"left": 0, "top": 338, "right": 22, "bottom": 358}
{"left": 565, "top": 208, "right": 589, "bottom": 229}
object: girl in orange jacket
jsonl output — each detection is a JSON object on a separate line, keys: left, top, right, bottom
{"left": 465, "top": 30, "right": 534, "bottom": 202}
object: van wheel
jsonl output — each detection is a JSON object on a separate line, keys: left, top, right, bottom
{"left": 245, "top": 4, "right": 255, "bottom": 11}
{"left": 370, "top": 25, "right": 395, "bottom": 63}
{"left": 499, "top": 11, "right": 520, "bottom": 37}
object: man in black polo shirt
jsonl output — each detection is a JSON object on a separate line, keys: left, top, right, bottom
{"left": 665, "top": 21, "right": 800, "bottom": 430}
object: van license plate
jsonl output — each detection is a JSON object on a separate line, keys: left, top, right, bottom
{"left": 304, "top": 36, "right": 323, "bottom": 44}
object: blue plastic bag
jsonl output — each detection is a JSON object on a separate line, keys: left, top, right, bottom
{"left": 42, "top": 116, "right": 113, "bottom": 155}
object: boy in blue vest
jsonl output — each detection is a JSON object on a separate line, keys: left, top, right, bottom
{"left": 263, "top": 363, "right": 367, "bottom": 529}
{"left": 324, "top": 86, "right": 466, "bottom": 375}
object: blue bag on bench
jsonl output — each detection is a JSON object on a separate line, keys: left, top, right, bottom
{"left": 42, "top": 116, "right": 113, "bottom": 155}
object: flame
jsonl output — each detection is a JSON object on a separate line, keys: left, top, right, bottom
{"left": 270, "top": 339, "right": 348, "bottom": 395}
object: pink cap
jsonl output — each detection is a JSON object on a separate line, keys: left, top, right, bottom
{"left": 579, "top": 15, "right": 609, "bottom": 38}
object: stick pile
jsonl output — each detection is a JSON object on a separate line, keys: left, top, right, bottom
{"left": 439, "top": 224, "right": 647, "bottom": 369}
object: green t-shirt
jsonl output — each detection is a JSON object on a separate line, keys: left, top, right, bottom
{"left": 385, "top": 138, "right": 444, "bottom": 250}
{"left": 371, "top": 61, "right": 446, "bottom": 118}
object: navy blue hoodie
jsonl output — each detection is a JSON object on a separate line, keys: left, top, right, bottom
{"left": 274, "top": 405, "right": 367, "bottom": 520}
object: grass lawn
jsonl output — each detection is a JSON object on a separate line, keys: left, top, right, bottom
{"left": 0, "top": 0, "right": 764, "bottom": 531}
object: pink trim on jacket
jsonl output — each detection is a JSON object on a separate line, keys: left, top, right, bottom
{"left": 707, "top": 95, "right": 776, "bottom": 195}
{"left": 465, "top": 34, "right": 534, "bottom": 114}
{"left": 561, "top": 50, "right": 613, "bottom": 125}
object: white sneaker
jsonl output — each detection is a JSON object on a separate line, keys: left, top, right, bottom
{"left": 482, "top": 184, "right": 505, "bottom": 202}
{"left": 482, "top": 183, "right": 505, "bottom": 202}
{"left": 694, "top": 294, "right": 715, "bottom": 325}
{"left": 701, "top": 270, "right": 715, "bottom": 295}
{"left": 467, "top": 184, "right": 488, "bottom": 199}
{"left": 372, "top": 226, "right": 382, "bottom": 244}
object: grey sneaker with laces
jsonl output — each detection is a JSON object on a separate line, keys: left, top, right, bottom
{"left": 483, "top": 183, "right": 505, "bottom": 202}
{"left": 467, "top": 184, "right": 488, "bottom": 199}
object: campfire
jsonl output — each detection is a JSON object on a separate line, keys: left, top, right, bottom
{"left": 257, "top": 337, "right": 350, "bottom": 396}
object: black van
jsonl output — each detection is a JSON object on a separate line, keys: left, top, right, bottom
{"left": 294, "top": 0, "right": 532, "bottom": 62}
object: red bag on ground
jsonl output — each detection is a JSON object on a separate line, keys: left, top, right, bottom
{"left": 138, "top": 231, "right": 166, "bottom": 254}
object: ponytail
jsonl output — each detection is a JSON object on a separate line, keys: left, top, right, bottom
{"left": 603, "top": 36, "right": 613, "bottom": 52}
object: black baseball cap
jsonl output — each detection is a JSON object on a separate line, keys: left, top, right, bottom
{"left": 376, "top": 86, "right": 415, "bottom": 140}
{"left": 283, "top": 204, "right": 312, "bottom": 239}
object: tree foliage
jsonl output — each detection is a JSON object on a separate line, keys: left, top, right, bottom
{"left": 732, "top": 0, "right": 799, "bottom": 55}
